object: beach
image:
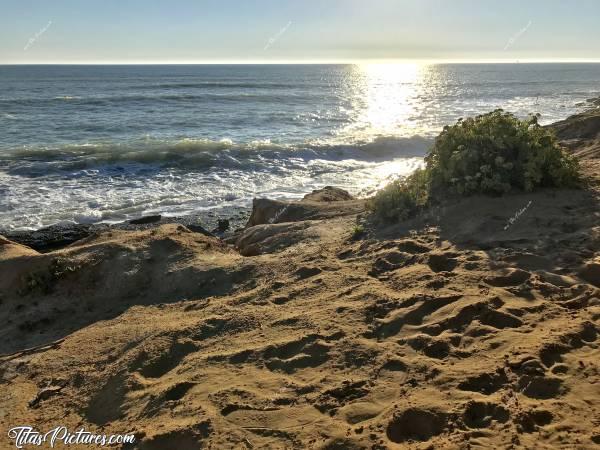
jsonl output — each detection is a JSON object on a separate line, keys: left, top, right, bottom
{"left": 1, "top": 106, "right": 599, "bottom": 449}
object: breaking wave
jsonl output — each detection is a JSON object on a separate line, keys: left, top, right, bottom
{"left": 1, "top": 135, "right": 431, "bottom": 175}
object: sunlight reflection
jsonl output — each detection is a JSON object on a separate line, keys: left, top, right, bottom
{"left": 340, "top": 63, "right": 425, "bottom": 140}
{"left": 370, "top": 156, "right": 424, "bottom": 187}
{"left": 361, "top": 63, "right": 420, "bottom": 131}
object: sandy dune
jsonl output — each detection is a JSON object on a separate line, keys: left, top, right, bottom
{"left": 1, "top": 114, "right": 600, "bottom": 449}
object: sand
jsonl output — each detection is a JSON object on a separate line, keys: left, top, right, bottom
{"left": 1, "top": 112, "right": 600, "bottom": 449}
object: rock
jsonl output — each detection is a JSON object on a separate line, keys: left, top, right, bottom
{"left": 246, "top": 194, "right": 365, "bottom": 227}
{"left": 549, "top": 108, "right": 600, "bottom": 141}
{"left": 3, "top": 224, "right": 101, "bottom": 252}
{"left": 246, "top": 198, "right": 291, "bottom": 227}
{"left": 587, "top": 97, "right": 600, "bottom": 107}
{"left": 302, "top": 186, "right": 354, "bottom": 202}
{"left": 183, "top": 223, "right": 214, "bottom": 237}
{"left": 485, "top": 268, "right": 531, "bottom": 287}
{"left": 217, "top": 219, "right": 230, "bottom": 232}
{"left": 547, "top": 108, "right": 600, "bottom": 161}
{"left": 2, "top": 214, "right": 224, "bottom": 253}
{"left": 129, "top": 215, "right": 162, "bottom": 225}
{"left": 579, "top": 261, "right": 600, "bottom": 287}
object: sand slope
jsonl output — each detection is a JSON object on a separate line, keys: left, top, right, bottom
{"left": 2, "top": 128, "right": 600, "bottom": 448}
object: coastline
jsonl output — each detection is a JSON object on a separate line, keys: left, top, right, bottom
{"left": 4, "top": 101, "right": 599, "bottom": 253}
{"left": 1, "top": 206, "right": 251, "bottom": 253}
{"left": 1, "top": 106, "right": 599, "bottom": 449}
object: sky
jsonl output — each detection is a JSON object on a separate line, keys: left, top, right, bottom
{"left": 1, "top": 0, "right": 600, "bottom": 64}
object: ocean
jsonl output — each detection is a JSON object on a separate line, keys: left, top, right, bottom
{"left": 1, "top": 63, "right": 599, "bottom": 231}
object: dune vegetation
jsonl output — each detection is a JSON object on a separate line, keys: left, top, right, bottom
{"left": 370, "top": 109, "right": 582, "bottom": 222}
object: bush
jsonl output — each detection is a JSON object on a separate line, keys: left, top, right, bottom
{"left": 368, "top": 168, "right": 430, "bottom": 222}
{"left": 426, "top": 109, "right": 580, "bottom": 196}
{"left": 351, "top": 224, "right": 365, "bottom": 238}
{"left": 370, "top": 110, "right": 581, "bottom": 222}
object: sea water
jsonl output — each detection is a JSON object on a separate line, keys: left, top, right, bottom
{"left": 1, "top": 63, "right": 599, "bottom": 230}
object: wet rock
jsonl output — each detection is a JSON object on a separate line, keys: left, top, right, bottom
{"left": 217, "top": 219, "right": 230, "bottom": 232}
{"left": 129, "top": 215, "right": 162, "bottom": 225}
{"left": 3, "top": 223, "right": 103, "bottom": 252}
{"left": 187, "top": 223, "right": 215, "bottom": 237}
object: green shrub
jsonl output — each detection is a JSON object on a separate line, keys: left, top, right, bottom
{"left": 370, "top": 110, "right": 581, "bottom": 222}
{"left": 368, "top": 168, "right": 430, "bottom": 222}
{"left": 351, "top": 224, "right": 365, "bottom": 238}
{"left": 426, "top": 109, "right": 580, "bottom": 196}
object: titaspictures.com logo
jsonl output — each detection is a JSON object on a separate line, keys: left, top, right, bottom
{"left": 7, "top": 426, "right": 135, "bottom": 448}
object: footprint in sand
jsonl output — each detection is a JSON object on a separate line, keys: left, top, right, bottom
{"left": 386, "top": 408, "right": 447, "bottom": 443}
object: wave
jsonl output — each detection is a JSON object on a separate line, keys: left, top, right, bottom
{"left": 131, "top": 81, "right": 301, "bottom": 90}
{"left": 0, "top": 92, "right": 322, "bottom": 107}
{"left": 0, "top": 135, "right": 431, "bottom": 175}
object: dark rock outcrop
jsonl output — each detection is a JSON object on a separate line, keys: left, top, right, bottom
{"left": 3, "top": 224, "right": 104, "bottom": 253}
{"left": 217, "top": 219, "right": 230, "bottom": 232}
{"left": 3, "top": 217, "right": 214, "bottom": 253}
{"left": 129, "top": 215, "right": 162, "bottom": 225}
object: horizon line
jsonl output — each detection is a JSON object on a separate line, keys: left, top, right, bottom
{"left": 2, "top": 58, "right": 600, "bottom": 65}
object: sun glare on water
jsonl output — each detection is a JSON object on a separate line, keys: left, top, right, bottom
{"left": 337, "top": 63, "right": 429, "bottom": 191}
{"left": 341, "top": 63, "right": 426, "bottom": 141}
{"left": 361, "top": 63, "right": 421, "bottom": 131}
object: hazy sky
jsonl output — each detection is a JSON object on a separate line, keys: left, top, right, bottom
{"left": 1, "top": 0, "right": 600, "bottom": 63}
